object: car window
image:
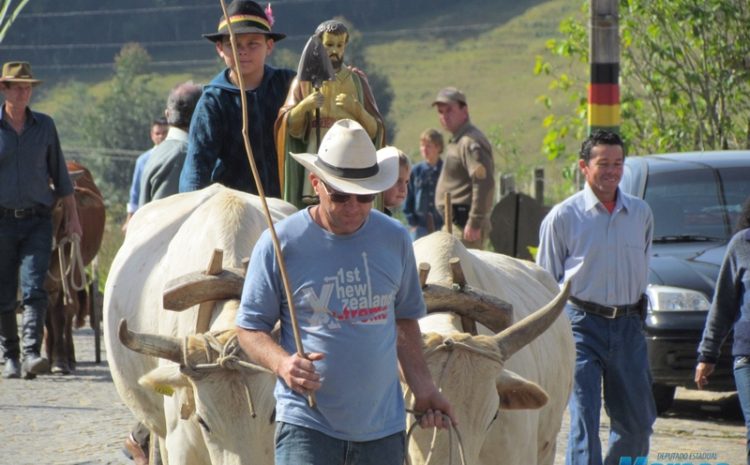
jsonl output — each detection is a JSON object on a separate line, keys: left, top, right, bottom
{"left": 718, "top": 167, "right": 750, "bottom": 231}
{"left": 644, "top": 166, "right": 750, "bottom": 240}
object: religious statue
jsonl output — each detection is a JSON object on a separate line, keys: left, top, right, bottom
{"left": 275, "top": 20, "right": 386, "bottom": 207}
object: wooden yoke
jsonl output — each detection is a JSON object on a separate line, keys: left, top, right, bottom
{"left": 162, "top": 248, "right": 247, "bottom": 333}
{"left": 449, "top": 257, "right": 477, "bottom": 335}
{"left": 418, "top": 258, "right": 514, "bottom": 334}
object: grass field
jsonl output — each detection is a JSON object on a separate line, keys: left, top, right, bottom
{"left": 364, "top": 0, "right": 580, "bottom": 196}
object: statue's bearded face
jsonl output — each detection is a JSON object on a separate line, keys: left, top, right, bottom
{"left": 321, "top": 32, "right": 347, "bottom": 71}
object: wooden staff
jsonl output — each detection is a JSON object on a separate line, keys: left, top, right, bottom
{"left": 218, "top": 0, "right": 315, "bottom": 408}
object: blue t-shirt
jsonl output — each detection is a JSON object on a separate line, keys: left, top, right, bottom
{"left": 237, "top": 208, "right": 425, "bottom": 441}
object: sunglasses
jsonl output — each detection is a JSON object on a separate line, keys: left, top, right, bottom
{"left": 320, "top": 182, "right": 376, "bottom": 204}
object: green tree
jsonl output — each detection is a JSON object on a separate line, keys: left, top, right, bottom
{"left": 535, "top": 0, "right": 750, "bottom": 169}
{"left": 0, "top": 0, "right": 29, "bottom": 42}
{"left": 77, "top": 43, "right": 164, "bottom": 210}
{"left": 337, "top": 17, "right": 397, "bottom": 143}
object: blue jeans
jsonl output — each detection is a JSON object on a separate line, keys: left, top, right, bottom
{"left": 565, "top": 304, "right": 656, "bottom": 465}
{"left": 275, "top": 422, "right": 405, "bottom": 465}
{"left": 0, "top": 214, "right": 53, "bottom": 358}
{"left": 734, "top": 357, "right": 750, "bottom": 465}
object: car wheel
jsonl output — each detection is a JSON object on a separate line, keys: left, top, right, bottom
{"left": 652, "top": 383, "right": 676, "bottom": 415}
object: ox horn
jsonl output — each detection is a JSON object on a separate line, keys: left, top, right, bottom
{"left": 493, "top": 280, "right": 570, "bottom": 360}
{"left": 118, "top": 319, "right": 183, "bottom": 364}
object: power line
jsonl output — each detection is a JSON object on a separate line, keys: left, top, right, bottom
{"left": 5, "top": 22, "right": 495, "bottom": 54}
{"left": 15, "top": 0, "right": 328, "bottom": 19}
{"left": 63, "top": 146, "right": 143, "bottom": 159}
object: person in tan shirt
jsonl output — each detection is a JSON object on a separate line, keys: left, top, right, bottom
{"left": 432, "top": 87, "right": 495, "bottom": 249}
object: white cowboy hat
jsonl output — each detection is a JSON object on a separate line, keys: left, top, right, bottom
{"left": 291, "top": 119, "right": 399, "bottom": 195}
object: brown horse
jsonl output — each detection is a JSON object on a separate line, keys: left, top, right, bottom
{"left": 44, "top": 160, "right": 105, "bottom": 374}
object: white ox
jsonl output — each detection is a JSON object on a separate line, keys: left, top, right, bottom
{"left": 104, "top": 184, "right": 295, "bottom": 465}
{"left": 406, "top": 232, "right": 574, "bottom": 465}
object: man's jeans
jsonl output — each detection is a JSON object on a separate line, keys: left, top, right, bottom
{"left": 0, "top": 215, "right": 53, "bottom": 358}
{"left": 275, "top": 422, "right": 405, "bottom": 465}
{"left": 734, "top": 357, "right": 750, "bottom": 465}
{"left": 565, "top": 304, "right": 656, "bottom": 465}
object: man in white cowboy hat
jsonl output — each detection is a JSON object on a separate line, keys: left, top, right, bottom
{"left": 179, "top": 0, "right": 294, "bottom": 198}
{"left": 0, "top": 61, "right": 82, "bottom": 380}
{"left": 237, "top": 119, "right": 455, "bottom": 465}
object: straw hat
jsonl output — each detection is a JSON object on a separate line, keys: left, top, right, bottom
{"left": 0, "top": 62, "right": 42, "bottom": 86}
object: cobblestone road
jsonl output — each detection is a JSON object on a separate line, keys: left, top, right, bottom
{"left": 0, "top": 325, "right": 132, "bottom": 465}
{"left": 0, "top": 323, "right": 746, "bottom": 465}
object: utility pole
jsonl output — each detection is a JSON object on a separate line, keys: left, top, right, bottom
{"left": 588, "top": 0, "right": 620, "bottom": 135}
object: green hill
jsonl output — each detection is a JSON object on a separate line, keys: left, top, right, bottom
{"left": 28, "top": 0, "right": 580, "bottom": 199}
{"left": 366, "top": 0, "right": 575, "bottom": 159}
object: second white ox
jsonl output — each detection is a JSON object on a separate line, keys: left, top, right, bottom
{"left": 104, "top": 185, "right": 295, "bottom": 465}
{"left": 407, "top": 232, "right": 575, "bottom": 465}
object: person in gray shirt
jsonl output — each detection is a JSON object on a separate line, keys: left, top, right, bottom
{"left": 139, "top": 82, "right": 202, "bottom": 207}
{"left": 696, "top": 196, "right": 750, "bottom": 464}
{"left": 536, "top": 130, "right": 656, "bottom": 465}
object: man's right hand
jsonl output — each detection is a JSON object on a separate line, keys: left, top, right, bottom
{"left": 694, "top": 362, "right": 715, "bottom": 389}
{"left": 277, "top": 352, "right": 325, "bottom": 396}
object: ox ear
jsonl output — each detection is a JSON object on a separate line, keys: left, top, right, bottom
{"left": 139, "top": 365, "right": 191, "bottom": 396}
{"left": 495, "top": 369, "right": 549, "bottom": 410}
{"left": 140, "top": 365, "right": 197, "bottom": 419}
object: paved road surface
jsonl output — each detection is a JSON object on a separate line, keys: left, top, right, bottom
{"left": 0, "top": 324, "right": 746, "bottom": 464}
{"left": 0, "top": 326, "right": 131, "bottom": 465}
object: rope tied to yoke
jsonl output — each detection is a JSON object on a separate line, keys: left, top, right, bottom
{"left": 404, "top": 336, "right": 506, "bottom": 465}
{"left": 179, "top": 331, "right": 272, "bottom": 418}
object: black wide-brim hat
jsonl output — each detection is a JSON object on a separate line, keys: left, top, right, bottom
{"left": 203, "top": 0, "right": 286, "bottom": 43}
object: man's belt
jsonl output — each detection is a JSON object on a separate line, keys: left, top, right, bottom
{"left": 0, "top": 206, "right": 50, "bottom": 219}
{"left": 569, "top": 295, "right": 642, "bottom": 319}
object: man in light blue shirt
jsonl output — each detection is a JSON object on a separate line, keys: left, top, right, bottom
{"left": 121, "top": 118, "right": 167, "bottom": 232}
{"left": 236, "top": 119, "right": 454, "bottom": 465}
{"left": 536, "top": 130, "right": 656, "bottom": 465}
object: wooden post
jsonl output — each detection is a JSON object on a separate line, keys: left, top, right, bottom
{"left": 500, "top": 174, "right": 515, "bottom": 197}
{"left": 448, "top": 257, "right": 466, "bottom": 290}
{"left": 196, "top": 249, "right": 223, "bottom": 333}
{"left": 418, "top": 262, "right": 431, "bottom": 289}
{"left": 449, "top": 257, "right": 477, "bottom": 334}
{"left": 534, "top": 167, "right": 545, "bottom": 204}
{"left": 444, "top": 192, "right": 452, "bottom": 234}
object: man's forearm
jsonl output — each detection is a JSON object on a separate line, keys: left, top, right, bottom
{"left": 236, "top": 327, "right": 289, "bottom": 375}
{"left": 396, "top": 319, "right": 435, "bottom": 397}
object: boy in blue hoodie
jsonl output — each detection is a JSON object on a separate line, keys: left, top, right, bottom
{"left": 179, "top": 0, "right": 294, "bottom": 197}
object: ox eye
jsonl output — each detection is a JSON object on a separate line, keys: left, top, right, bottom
{"left": 486, "top": 410, "right": 499, "bottom": 431}
{"left": 197, "top": 415, "right": 212, "bottom": 433}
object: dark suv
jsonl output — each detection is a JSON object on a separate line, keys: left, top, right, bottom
{"left": 620, "top": 151, "right": 750, "bottom": 413}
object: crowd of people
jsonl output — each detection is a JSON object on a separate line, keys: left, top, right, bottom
{"left": 3, "top": 0, "right": 750, "bottom": 464}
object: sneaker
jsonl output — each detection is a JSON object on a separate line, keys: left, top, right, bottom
{"left": 21, "top": 354, "right": 49, "bottom": 379}
{"left": 2, "top": 358, "right": 21, "bottom": 379}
